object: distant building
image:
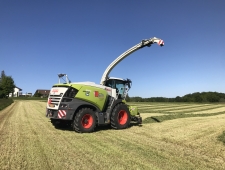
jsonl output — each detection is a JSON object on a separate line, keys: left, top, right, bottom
{"left": 34, "top": 89, "right": 50, "bottom": 97}
{"left": 20, "top": 93, "right": 32, "bottom": 97}
{"left": 27, "top": 93, "right": 32, "bottom": 97}
{"left": 9, "top": 87, "right": 22, "bottom": 97}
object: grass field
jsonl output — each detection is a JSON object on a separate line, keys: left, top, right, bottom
{"left": 0, "top": 101, "right": 225, "bottom": 170}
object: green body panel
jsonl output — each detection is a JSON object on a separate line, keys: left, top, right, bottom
{"left": 53, "top": 83, "right": 139, "bottom": 117}
{"left": 128, "top": 105, "right": 138, "bottom": 116}
{"left": 75, "top": 85, "right": 108, "bottom": 111}
{"left": 54, "top": 83, "right": 83, "bottom": 90}
{"left": 53, "top": 83, "right": 107, "bottom": 111}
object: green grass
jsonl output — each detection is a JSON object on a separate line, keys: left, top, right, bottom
{"left": 218, "top": 131, "right": 225, "bottom": 145}
{"left": 137, "top": 102, "right": 225, "bottom": 146}
{"left": 0, "top": 98, "right": 14, "bottom": 111}
{"left": 142, "top": 111, "right": 225, "bottom": 123}
{"left": 1, "top": 101, "right": 225, "bottom": 169}
{"left": 12, "top": 97, "right": 47, "bottom": 101}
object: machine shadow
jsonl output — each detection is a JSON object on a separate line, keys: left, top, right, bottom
{"left": 50, "top": 120, "right": 142, "bottom": 132}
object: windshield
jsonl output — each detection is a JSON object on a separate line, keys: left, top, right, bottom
{"left": 115, "top": 80, "right": 126, "bottom": 98}
{"left": 105, "top": 79, "right": 128, "bottom": 99}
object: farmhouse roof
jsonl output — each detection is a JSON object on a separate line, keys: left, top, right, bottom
{"left": 35, "top": 89, "right": 50, "bottom": 95}
{"left": 15, "top": 86, "right": 22, "bottom": 91}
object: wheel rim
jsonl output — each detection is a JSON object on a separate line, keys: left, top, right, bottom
{"left": 118, "top": 110, "right": 128, "bottom": 125}
{"left": 81, "top": 114, "right": 93, "bottom": 128}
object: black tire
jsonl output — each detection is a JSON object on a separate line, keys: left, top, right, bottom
{"left": 73, "top": 108, "right": 96, "bottom": 133}
{"left": 110, "top": 103, "right": 131, "bottom": 129}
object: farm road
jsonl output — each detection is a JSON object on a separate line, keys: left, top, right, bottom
{"left": 0, "top": 100, "right": 225, "bottom": 170}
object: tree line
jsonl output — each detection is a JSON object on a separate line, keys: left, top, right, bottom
{"left": 0, "top": 69, "right": 224, "bottom": 102}
{"left": 126, "top": 92, "right": 225, "bottom": 103}
{"left": 0, "top": 70, "right": 15, "bottom": 98}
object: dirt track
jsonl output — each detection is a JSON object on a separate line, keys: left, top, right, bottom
{"left": 0, "top": 100, "right": 225, "bottom": 170}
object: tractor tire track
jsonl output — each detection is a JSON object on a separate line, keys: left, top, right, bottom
{"left": 1, "top": 100, "right": 225, "bottom": 170}
{"left": 0, "top": 102, "right": 17, "bottom": 136}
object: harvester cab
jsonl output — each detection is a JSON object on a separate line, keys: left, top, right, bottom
{"left": 46, "top": 37, "right": 164, "bottom": 133}
{"left": 105, "top": 77, "right": 131, "bottom": 100}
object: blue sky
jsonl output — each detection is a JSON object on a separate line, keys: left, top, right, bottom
{"left": 0, "top": 0, "right": 224, "bottom": 98}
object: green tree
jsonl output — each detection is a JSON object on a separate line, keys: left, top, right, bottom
{"left": 192, "top": 92, "right": 203, "bottom": 102}
{"left": 1, "top": 70, "right": 6, "bottom": 78}
{"left": 0, "top": 75, "right": 15, "bottom": 98}
{"left": 175, "top": 96, "right": 182, "bottom": 102}
{"left": 126, "top": 93, "right": 131, "bottom": 102}
{"left": 206, "top": 92, "right": 220, "bottom": 102}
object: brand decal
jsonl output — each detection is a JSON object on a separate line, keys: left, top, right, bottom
{"left": 98, "top": 93, "right": 104, "bottom": 99}
{"left": 105, "top": 88, "right": 111, "bottom": 91}
{"left": 94, "top": 91, "right": 99, "bottom": 97}
{"left": 94, "top": 91, "right": 104, "bottom": 99}
{"left": 130, "top": 107, "right": 136, "bottom": 111}
{"left": 84, "top": 90, "right": 91, "bottom": 96}
{"left": 52, "top": 89, "right": 58, "bottom": 93}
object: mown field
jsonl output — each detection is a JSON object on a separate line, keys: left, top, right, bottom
{"left": 0, "top": 101, "right": 225, "bottom": 170}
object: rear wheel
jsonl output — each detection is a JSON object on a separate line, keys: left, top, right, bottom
{"left": 110, "top": 103, "right": 131, "bottom": 129}
{"left": 73, "top": 108, "right": 96, "bottom": 133}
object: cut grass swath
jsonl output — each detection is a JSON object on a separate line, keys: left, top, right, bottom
{"left": 218, "top": 131, "right": 225, "bottom": 145}
{"left": 142, "top": 111, "right": 225, "bottom": 123}
{"left": 1, "top": 101, "right": 225, "bottom": 170}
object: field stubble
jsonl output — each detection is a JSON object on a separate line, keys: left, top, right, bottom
{"left": 0, "top": 101, "right": 225, "bottom": 170}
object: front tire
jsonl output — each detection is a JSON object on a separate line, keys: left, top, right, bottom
{"left": 110, "top": 103, "right": 131, "bottom": 129}
{"left": 73, "top": 108, "right": 96, "bottom": 133}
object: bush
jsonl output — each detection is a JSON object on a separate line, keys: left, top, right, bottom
{"left": 12, "top": 97, "right": 47, "bottom": 101}
{"left": 0, "top": 98, "right": 14, "bottom": 111}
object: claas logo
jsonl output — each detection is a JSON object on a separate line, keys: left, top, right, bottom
{"left": 52, "top": 89, "right": 58, "bottom": 92}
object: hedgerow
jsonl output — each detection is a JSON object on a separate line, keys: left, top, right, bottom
{"left": 0, "top": 98, "right": 14, "bottom": 111}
